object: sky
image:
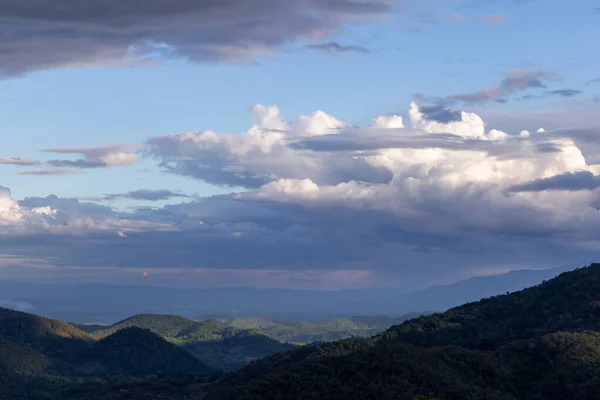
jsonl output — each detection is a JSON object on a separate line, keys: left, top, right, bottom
{"left": 1, "top": 0, "right": 599, "bottom": 292}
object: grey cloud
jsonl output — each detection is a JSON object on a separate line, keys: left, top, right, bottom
{"left": 306, "top": 41, "right": 370, "bottom": 54}
{"left": 586, "top": 78, "right": 600, "bottom": 85}
{"left": 104, "top": 189, "right": 194, "bottom": 201}
{"left": 509, "top": 171, "right": 600, "bottom": 193}
{"left": 19, "top": 195, "right": 116, "bottom": 218}
{"left": 405, "top": 25, "right": 422, "bottom": 34}
{"left": 519, "top": 89, "right": 583, "bottom": 101}
{"left": 476, "top": 14, "right": 507, "bottom": 24}
{"left": 1, "top": 190, "right": 595, "bottom": 290}
{"left": 42, "top": 145, "right": 140, "bottom": 169}
{"left": 419, "top": 104, "right": 463, "bottom": 123}
{"left": 448, "top": 70, "right": 551, "bottom": 104}
{"left": 18, "top": 168, "right": 82, "bottom": 176}
{"left": 0, "top": 157, "right": 40, "bottom": 166}
{"left": 546, "top": 89, "right": 582, "bottom": 97}
{"left": 0, "top": 0, "right": 392, "bottom": 76}
{"left": 46, "top": 159, "right": 106, "bottom": 168}
{"left": 147, "top": 131, "right": 393, "bottom": 188}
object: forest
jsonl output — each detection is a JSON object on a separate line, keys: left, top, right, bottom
{"left": 2, "top": 263, "right": 600, "bottom": 399}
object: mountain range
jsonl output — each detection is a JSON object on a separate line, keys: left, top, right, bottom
{"left": 3, "top": 262, "right": 599, "bottom": 399}
{"left": 0, "top": 264, "right": 574, "bottom": 323}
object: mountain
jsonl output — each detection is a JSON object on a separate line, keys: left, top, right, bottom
{"left": 0, "top": 281, "right": 390, "bottom": 322}
{"left": 379, "top": 264, "right": 575, "bottom": 315}
{"left": 0, "top": 308, "right": 218, "bottom": 400}
{"left": 89, "top": 327, "right": 215, "bottom": 377}
{"left": 223, "top": 314, "right": 422, "bottom": 344}
{"left": 203, "top": 263, "right": 600, "bottom": 400}
{"left": 0, "top": 265, "right": 575, "bottom": 324}
{"left": 88, "top": 313, "right": 293, "bottom": 371}
{"left": 0, "top": 306, "right": 93, "bottom": 342}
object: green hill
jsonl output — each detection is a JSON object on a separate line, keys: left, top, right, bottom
{"left": 223, "top": 314, "right": 422, "bottom": 344}
{"left": 89, "top": 327, "right": 216, "bottom": 378}
{"left": 203, "top": 263, "right": 600, "bottom": 400}
{"left": 91, "top": 313, "right": 292, "bottom": 371}
{"left": 380, "top": 263, "right": 600, "bottom": 348}
{"left": 0, "top": 308, "right": 219, "bottom": 400}
{"left": 0, "top": 307, "right": 93, "bottom": 342}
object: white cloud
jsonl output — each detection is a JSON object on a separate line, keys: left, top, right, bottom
{"left": 3, "top": 102, "right": 600, "bottom": 287}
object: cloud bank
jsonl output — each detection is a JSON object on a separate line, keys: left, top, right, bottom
{"left": 2, "top": 102, "right": 600, "bottom": 288}
{"left": 0, "top": 0, "right": 393, "bottom": 75}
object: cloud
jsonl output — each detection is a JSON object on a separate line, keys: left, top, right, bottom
{"left": 43, "top": 145, "right": 140, "bottom": 169}
{"left": 438, "top": 13, "right": 470, "bottom": 23}
{"left": 405, "top": 25, "right": 423, "bottom": 34}
{"left": 18, "top": 168, "right": 82, "bottom": 176}
{"left": 0, "top": 0, "right": 394, "bottom": 76}
{"left": 509, "top": 171, "right": 600, "bottom": 192}
{"left": 0, "top": 157, "right": 40, "bottom": 166}
{"left": 476, "top": 14, "right": 508, "bottom": 24}
{"left": 4, "top": 102, "right": 600, "bottom": 289}
{"left": 0, "top": 300, "right": 35, "bottom": 311}
{"left": 417, "top": 12, "right": 507, "bottom": 26}
{"left": 101, "top": 189, "right": 194, "bottom": 202}
{"left": 587, "top": 78, "right": 600, "bottom": 86}
{"left": 306, "top": 41, "right": 370, "bottom": 54}
{"left": 445, "top": 69, "right": 552, "bottom": 104}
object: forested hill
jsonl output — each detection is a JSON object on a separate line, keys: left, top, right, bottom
{"left": 84, "top": 313, "right": 294, "bottom": 371}
{"left": 380, "top": 262, "right": 600, "bottom": 348}
{"left": 0, "top": 306, "right": 93, "bottom": 341}
{"left": 0, "top": 308, "right": 218, "bottom": 400}
{"left": 204, "top": 263, "right": 600, "bottom": 400}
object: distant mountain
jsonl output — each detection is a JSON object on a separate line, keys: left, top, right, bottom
{"left": 380, "top": 264, "right": 575, "bottom": 315}
{"left": 0, "top": 265, "right": 576, "bottom": 323}
{"left": 204, "top": 263, "right": 600, "bottom": 400}
{"left": 0, "top": 281, "right": 391, "bottom": 322}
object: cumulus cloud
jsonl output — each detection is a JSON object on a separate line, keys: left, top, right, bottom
{"left": 0, "top": 0, "right": 393, "bottom": 76}
{"left": 0, "top": 188, "right": 175, "bottom": 236}
{"left": 509, "top": 171, "right": 600, "bottom": 192}
{"left": 4, "top": 101, "right": 600, "bottom": 288}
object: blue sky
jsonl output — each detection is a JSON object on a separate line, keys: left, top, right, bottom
{"left": 0, "top": 0, "right": 599, "bottom": 290}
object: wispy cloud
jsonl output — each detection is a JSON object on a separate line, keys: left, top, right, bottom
{"left": 306, "top": 41, "right": 370, "bottom": 54}
{"left": 0, "top": 157, "right": 40, "bottom": 166}
{"left": 95, "top": 189, "right": 194, "bottom": 202}
{"left": 43, "top": 145, "right": 141, "bottom": 169}
{"left": 443, "top": 70, "right": 555, "bottom": 104}
{"left": 18, "top": 168, "right": 82, "bottom": 176}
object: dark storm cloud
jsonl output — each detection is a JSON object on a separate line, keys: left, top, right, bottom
{"left": 306, "top": 41, "right": 370, "bottom": 54}
{"left": 509, "top": 171, "right": 600, "bottom": 193}
{"left": 0, "top": 0, "right": 393, "bottom": 76}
